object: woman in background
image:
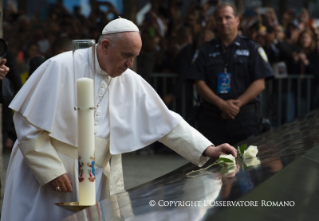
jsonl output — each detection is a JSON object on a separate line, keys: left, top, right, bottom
{"left": 292, "top": 29, "right": 319, "bottom": 112}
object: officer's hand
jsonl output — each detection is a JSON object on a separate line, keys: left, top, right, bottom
{"left": 204, "top": 143, "right": 237, "bottom": 159}
{"left": 220, "top": 100, "right": 239, "bottom": 119}
{"left": 49, "top": 173, "right": 73, "bottom": 193}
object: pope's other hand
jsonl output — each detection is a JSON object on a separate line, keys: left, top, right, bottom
{"left": 49, "top": 173, "right": 73, "bottom": 193}
{"left": 204, "top": 143, "right": 237, "bottom": 159}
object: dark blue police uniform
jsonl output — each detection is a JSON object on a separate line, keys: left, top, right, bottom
{"left": 188, "top": 35, "right": 273, "bottom": 145}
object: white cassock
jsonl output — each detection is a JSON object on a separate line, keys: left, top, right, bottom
{"left": 1, "top": 47, "right": 212, "bottom": 221}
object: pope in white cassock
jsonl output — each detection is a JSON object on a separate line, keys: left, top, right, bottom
{"left": 2, "top": 18, "right": 237, "bottom": 221}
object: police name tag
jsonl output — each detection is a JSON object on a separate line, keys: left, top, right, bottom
{"left": 217, "top": 73, "right": 231, "bottom": 94}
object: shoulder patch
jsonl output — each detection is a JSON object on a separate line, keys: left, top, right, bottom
{"left": 192, "top": 50, "right": 199, "bottom": 63}
{"left": 258, "top": 47, "right": 268, "bottom": 62}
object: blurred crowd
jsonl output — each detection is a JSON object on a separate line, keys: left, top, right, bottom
{"left": 135, "top": 0, "right": 319, "bottom": 126}
{"left": 2, "top": 0, "right": 319, "bottom": 150}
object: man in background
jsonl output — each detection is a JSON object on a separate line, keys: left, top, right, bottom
{"left": 188, "top": 3, "right": 273, "bottom": 145}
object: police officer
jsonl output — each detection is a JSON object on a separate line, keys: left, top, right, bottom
{"left": 188, "top": 2, "right": 273, "bottom": 145}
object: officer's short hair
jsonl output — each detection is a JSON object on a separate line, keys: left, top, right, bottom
{"left": 214, "top": 2, "right": 238, "bottom": 18}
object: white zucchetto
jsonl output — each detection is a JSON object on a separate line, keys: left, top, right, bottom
{"left": 102, "top": 17, "right": 139, "bottom": 34}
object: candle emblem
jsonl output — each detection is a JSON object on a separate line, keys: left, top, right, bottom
{"left": 78, "top": 156, "right": 84, "bottom": 182}
{"left": 88, "top": 155, "right": 96, "bottom": 182}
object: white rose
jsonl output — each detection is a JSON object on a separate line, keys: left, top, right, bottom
{"left": 220, "top": 165, "right": 237, "bottom": 175}
{"left": 243, "top": 145, "right": 258, "bottom": 159}
{"left": 218, "top": 154, "right": 236, "bottom": 166}
{"left": 243, "top": 157, "right": 261, "bottom": 167}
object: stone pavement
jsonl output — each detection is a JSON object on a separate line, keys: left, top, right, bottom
{"left": 0, "top": 150, "right": 187, "bottom": 217}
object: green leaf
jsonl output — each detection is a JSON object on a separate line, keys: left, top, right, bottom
{"left": 239, "top": 144, "right": 248, "bottom": 156}
{"left": 215, "top": 158, "right": 223, "bottom": 164}
{"left": 237, "top": 146, "right": 241, "bottom": 156}
{"left": 217, "top": 158, "right": 234, "bottom": 163}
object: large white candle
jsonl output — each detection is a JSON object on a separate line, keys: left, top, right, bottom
{"left": 76, "top": 77, "right": 96, "bottom": 206}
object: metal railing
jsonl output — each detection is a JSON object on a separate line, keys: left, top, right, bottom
{"left": 149, "top": 73, "right": 317, "bottom": 128}
{"left": 149, "top": 73, "right": 181, "bottom": 116}
{"left": 261, "top": 75, "right": 316, "bottom": 127}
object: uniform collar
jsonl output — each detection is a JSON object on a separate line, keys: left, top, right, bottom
{"left": 233, "top": 35, "right": 241, "bottom": 46}
{"left": 217, "top": 35, "right": 241, "bottom": 48}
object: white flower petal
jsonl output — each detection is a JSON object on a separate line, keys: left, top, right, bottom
{"left": 244, "top": 157, "right": 261, "bottom": 167}
{"left": 243, "top": 145, "right": 259, "bottom": 159}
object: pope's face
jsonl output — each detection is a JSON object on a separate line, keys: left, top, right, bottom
{"left": 100, "top": 32, "right": 142, "bottom": 78}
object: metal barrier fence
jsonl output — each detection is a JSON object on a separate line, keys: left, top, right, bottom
{"left": 261, "top": 75, "right": 316, "bottom": 127}
{"left": 149, "top": 73, "right": 181, "bottom": 116}
{"left": 149, "top": 73, "right": 317, "bottom": 128}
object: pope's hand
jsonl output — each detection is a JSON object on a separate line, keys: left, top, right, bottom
{"left": 49, "top": 174, "right": 73, "bottom": 193}
{"left": 204, "top": 143, "right": 237, "bottom": 159}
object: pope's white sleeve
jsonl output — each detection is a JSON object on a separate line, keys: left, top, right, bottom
{"left": 158, "top": 118, "right": 212, "bottom": 167}
{"left": 14, "top": 112, "right": 67, "bottom": 185}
